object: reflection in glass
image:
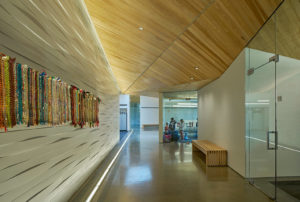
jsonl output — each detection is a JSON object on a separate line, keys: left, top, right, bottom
{"left": 162, "top": 91, "right": 198, "bottom": 143}
{"left": 246, "top": 0, "right": 300, "bottom": 200}
{"left": 130, "top": 95, "right": 140, "bottom": 129}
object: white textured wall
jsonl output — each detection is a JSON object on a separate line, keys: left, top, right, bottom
{"left": 0, "top": 93, "right": 119, "bottom": 202}
{"left": 140, "top": 96, "right": 159, "bottom": 127}
{"left": 198, "top": 50, "right": 246, "bottom": 176}
{"left": 0, "top": 1, "right": 120, "bottom": 201}
{"left": 0, "top": 42, "right": 119, "bottom": 202}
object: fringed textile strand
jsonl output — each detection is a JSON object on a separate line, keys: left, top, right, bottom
{"left": 0, "top": 57, "right": 6, "bottom": 129}
{"left": 0, "top": 52, "right": 101, "bottom": 132}
{"left": 16, "top": 63, "right": 23, "bottom": 124}
{"left": 8, "top": 57, "right": 16, "bottom": 127}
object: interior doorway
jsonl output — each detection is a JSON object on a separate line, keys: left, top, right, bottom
{"left": 162, "top": 91, "right": 198, "bottom": 143}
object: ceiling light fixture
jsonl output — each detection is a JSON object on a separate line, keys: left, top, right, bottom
{"left": 190, "top": 77, "right": 194, "bottom": 80}
{"left": 195, "top": 66, "right": 199, "bottom": 70}
{"left": 139, "top": 27, "right": 144, "bottom": 31}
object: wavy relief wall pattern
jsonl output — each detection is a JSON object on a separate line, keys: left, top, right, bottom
{"left": 0, "top": 93, "right": 119, "bottom": 201}
{"left": 0, "top": 0, "right": 120, "bottom": 201}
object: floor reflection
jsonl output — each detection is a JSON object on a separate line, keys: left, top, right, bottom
{"left": 163, "top": 142, "right": 193, "bottom": 163}
{"left": 92, "top": 129, "right": 272, "bottom": 202}
{"left": 125, "top": 165, "right": 152, "bottom": 185}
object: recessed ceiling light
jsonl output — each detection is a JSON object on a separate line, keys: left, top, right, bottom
{"left": 139, "top": 27, "right": 144, "bottom": 31}
{"left": 190, "top": 77, "right": 194, "bottom": 80}
{"left": 195, "top": 66, "right": 199, "bottom": 70}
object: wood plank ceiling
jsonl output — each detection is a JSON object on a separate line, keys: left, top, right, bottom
{"left": 86, "top": 0, "right": 282, "bottom": 94}
{"left": 0, "top": 0, "right": 119, "bottom": 96}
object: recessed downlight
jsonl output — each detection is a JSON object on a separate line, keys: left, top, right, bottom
{"left": 138, "top": 27, "right": 144, "bottom": 31}
{"left": 195, "top": 66, "right": 199, "bottom": 70}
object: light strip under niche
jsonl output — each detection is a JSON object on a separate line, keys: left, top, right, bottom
{"left": 86, "top": 130, "right": 133, "bottom": 202}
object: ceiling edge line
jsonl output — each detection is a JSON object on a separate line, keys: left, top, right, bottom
{"left": 124, "top": 0, "right": 216, "bottom": 94}
{"left": 245, "top": 0, "right": 284, "bottom": 47}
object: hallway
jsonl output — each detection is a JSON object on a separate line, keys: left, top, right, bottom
{"left": 91, "top": 129, "right": 271, "bottom": 202}
{"left": 1, "top": 1, "right": 300, "bottom": 201}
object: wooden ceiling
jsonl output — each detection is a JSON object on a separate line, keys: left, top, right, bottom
{"left": 248, "top": 0, "right": 300, "bottom": 61}
{"left": 85, "top": 0, "right": 282, "bottom": 94}
{"left": 0, "top": 0, "right": 283, "bottom": 96}
{"left": 0, "top": 0, "right": 119, "bottom": 96}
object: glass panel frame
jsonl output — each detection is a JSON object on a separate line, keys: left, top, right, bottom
{"left": 275, "top": 0, "right": 300, "bottom": 201}
{"left": 246, "top": 1, "right": 300, "bottom": 200}
{"left": 246, "top": 13, "right": 277, "bottom": 200}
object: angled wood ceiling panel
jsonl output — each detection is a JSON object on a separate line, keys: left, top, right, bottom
{"left": 249, "top": 0, "right": 300, "bottom": 61}
{"left": 86, "top": 0, "right": 282, "bottom": 94}
{"left": 86, "top": 0, "right": 213, "bottom": 91}
{"left": 126, "top": 0, "right": 282, "bottom": 94}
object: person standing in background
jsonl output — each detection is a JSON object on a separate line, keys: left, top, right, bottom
{"left": 169, "top": 117, "right": 176, "bottom": 141}
{"left": 164, "top": 122, "right": 169, "bottom": 134}
{"left": 179, "top": 119, "right": 184, "bottom": 140}
{"left": 164, "top": 122, "right": 171, "bottom": 142}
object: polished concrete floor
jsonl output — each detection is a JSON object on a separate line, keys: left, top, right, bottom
{"left": 91, "top": 129, "right": 272, "bottom": 202}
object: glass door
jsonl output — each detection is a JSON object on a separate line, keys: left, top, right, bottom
{"left": 246, "top": 1, "right": 300, "bottom": 201}
{"left": 246, "top": 55, "right": 277, "bottom": 199}
{"left": 246, "top": 14, "right": 277, "bottom": 200}
{"left": 275, "top": 1, "right": 300, "bottom": 201}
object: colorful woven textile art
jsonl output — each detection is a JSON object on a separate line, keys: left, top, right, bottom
{"left": 0, "top": 53, "right": 101, "bottom": 132}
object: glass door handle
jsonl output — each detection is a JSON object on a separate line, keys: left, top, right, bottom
{"left": 267, "top": 131, "right": 278, "bottom": 150}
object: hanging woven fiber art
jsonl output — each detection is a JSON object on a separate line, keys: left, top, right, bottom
{"left": 0, "top": 56, "right": 7, "bottom": 130}
{"left": 0, "top": 53, "right": 101, "bottom": 132}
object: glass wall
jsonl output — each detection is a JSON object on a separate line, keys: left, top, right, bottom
{"left": 162, "top": 91, "right": 198, "bottom": 143}
{"left": 130, "top": 95, "right": 140, "bottom": 129}
{"left": 246, "top": 0, "right": 300, "bottom": 201}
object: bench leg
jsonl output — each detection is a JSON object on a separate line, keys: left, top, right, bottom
{"left": 192, "top": 145, "right": 199, "bottom": 152}
{"left": 207, "top": 151, "right": 227, "bottom": 167}
{"left": 207, "top": 151, "right": 211, "bottom": 166}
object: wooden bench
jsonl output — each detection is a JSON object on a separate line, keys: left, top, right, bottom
{"left": 192, "top": 140, "right": 227, "bottom": 167}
